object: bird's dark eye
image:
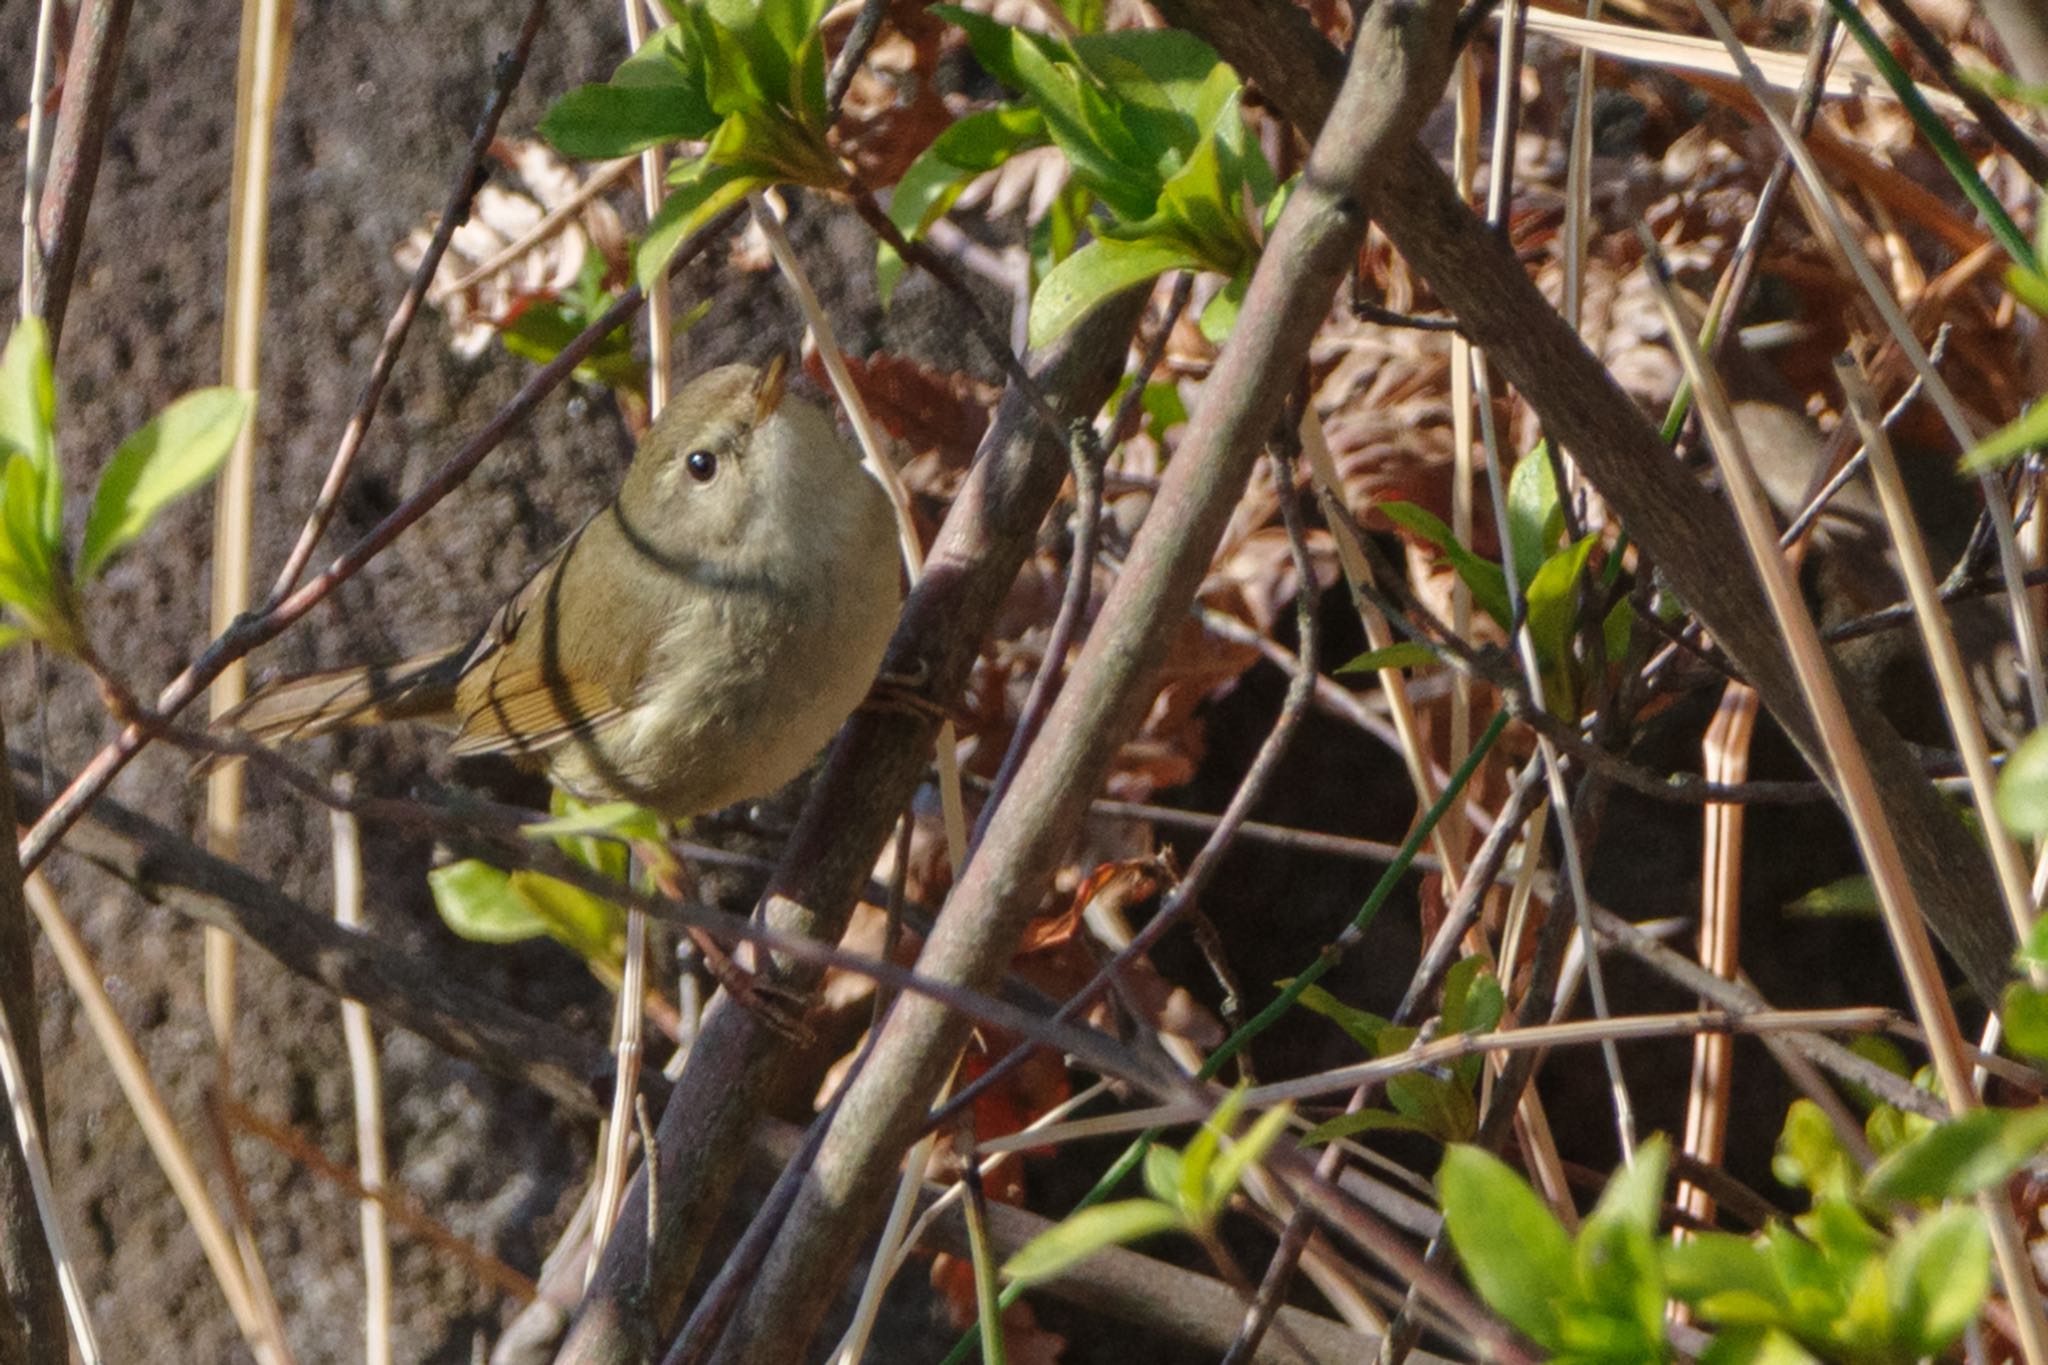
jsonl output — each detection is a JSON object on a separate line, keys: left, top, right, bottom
{"left": 685, "top": 449, "right": 718, "bottom": 483}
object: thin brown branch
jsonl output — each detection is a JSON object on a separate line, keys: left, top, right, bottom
{"left": 0, "top": 723, "right": 61, "bottom": 1365}
{"left": 30, "top": 0, "right": 133, "bottom": 353}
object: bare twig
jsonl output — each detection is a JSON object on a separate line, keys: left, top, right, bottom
{"left": 30, "top": 0, "right": 134, "bottom": 351}
{"left": 0, "top": 726, "right": 62, "bottom": 1365}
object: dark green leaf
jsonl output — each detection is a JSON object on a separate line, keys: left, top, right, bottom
{"left": 1289, "top": 982, "right": 1390, "bottom": 1053}
{"left": 1524, "top": 532, "right": 1597, "bottom": 673}
{"left": 1386, "top": 1072, "right": 1475, "bottom": 1141}
{"left": 1377, "top": 501, "right": 1512, "bottom": 629}
{"left": 542, "top": 85, "right": 708, "bottom": 158}
{"left": 1029, "top": 236, "right": 1199, "bottom": 348}
{"left": 637, "top": 161, "right": 759, "bottom": 287}
{"left": 1300, "top": 1107, "right": 1435, "bottom": 1143}
{"left": 1440, "top": 956, "right": 1503, "bottom": 1036}
{"left": 1507, "top": 443, "right": 1563, "bottom": 590}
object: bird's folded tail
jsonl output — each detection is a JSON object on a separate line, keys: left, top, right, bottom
{"left": 212, "top": 647, "right": 469, "bottom": 750}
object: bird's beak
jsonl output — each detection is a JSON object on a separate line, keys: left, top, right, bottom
{"left": 754, "top": 352, "right": 790, "bottom": 424}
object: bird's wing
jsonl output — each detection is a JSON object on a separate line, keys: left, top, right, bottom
{"left": 448, "top": 505, "right": 647, "bottom": 759}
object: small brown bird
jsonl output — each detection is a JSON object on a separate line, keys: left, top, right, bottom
{"left": 225, "top": 357, "right": 904, "bottom": 817}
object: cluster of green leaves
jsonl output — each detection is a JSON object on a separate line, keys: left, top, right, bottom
{"left": 497, "top": 253, "right": 652, "bottom": 399}
{"left": 1443, "top": 1089, "right": 2048, "bottom": 1363}
{"left": 540, "top": 0, "right": 842, "bottom": 285}
{"left": 1001, "top": 1085, "right": 1292, "bottom": 1283}
{"left": 886, "top": 9, "right": 1283, "bottom": 347}
{"left": 1353, "top": 447, "right": 1630, "bottom": 715}
{"left": 1292, "top": 956, "right": 1503, "bottom": 1144}
{"left": 427, "top": 791, "right": 662, "bottom": 975}
{"left": 0, "top": 320, "right": 250, "bottom": 660}
{"left": 1441, "top": 1139, "right": 1673, "bottom": 1363}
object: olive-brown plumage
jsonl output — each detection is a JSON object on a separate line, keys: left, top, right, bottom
{"left": 225, "top": 359, "right": 903, "bottom": 817}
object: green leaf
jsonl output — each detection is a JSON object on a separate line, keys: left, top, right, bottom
{"left": 0, "top": 624, "right": 22, "bottom": 652}
{"left": 1196, "top": 271, "right": 1246, "bottom": 345}
{"left": 521, "top": 799, "right": 665, "bottom": 845}
{"left": 1179, "top": 1084, "right": 1245, "bottom": 1215}
{"left": 1300, "top": 1107, "right": 1434, "bottom": 1143}
{"left": 1785, "top": 874, "right": 1877, "bottom": 917}
{"left": 1772, "top": 1099, "right": 1858, "bottom": 1201}
{"left": 1204, "top": 1101, "right": 1292, "bottom": 1213}
{"left": 1524, "top": 532, "right": 1598, "bottom": 672}
{"left": 1575, "top": 1138, "right": 1669, "bottom": 1353}
{"left": 1887, "top": 1203, "right": 1988, "bottom": 1353}
{"left": 636, "top": 161, "right": 759, "bottom": 287}
{"left": 1695, "top": 1327, "right": 1822, "bottom": 1365}
{"left": 2007, "top": 264, "right": 2048, "bottom": 320}
{"left": 428, "top": 860, "right": 551, "bottom": 944}
{"left": 889, "top": 105, "right": 1047, "bottom": 239}
{"left": 1437, "top": 1144, "right": 1575, "bottom": 1349}
{"left": 427, "top": 861, "right": 625, "bottom": 964}
{"left": 0, "top": 319, "right": 60, "bottom": 549}
{"left": 1665, "top": 1232, "right": 1791, "bottom": 1327}
{"left": 1001, "top": 1200, "right": 1183, "bottom": 1283}
{"left": 521, "top": 871, "right": 628, "bottom": 963}
{"left": 880, "top": 104, "right": 1048, "bottom": 303}
{"left": 2019, "top": 912, "right": 2048, "bottom": 973}
{"left": 1377, "top": 501, "right": 1512, "bottom": 629}
{"left": 542, "top": 85, "right": 710, "bottom": 159}
{"left": 1335, "top": 641, "right": 1438, "bottom": 674}
{"left": 79, "top": 387, "right": 251, "bottom": 580}
{"left": 1386, "top": 1072, "right": 1475, "bottom": 1141}
{"left": 1600, "top": 597, "right": 1634, "bottom": 668}
{"left": 2003, "top": 981, "right": 2048, "bottom": 1063}
{"left": 1507, "top": 442, "right": 1564, "bottom": 590}
{"left": 1289, "top": 982, "right": 1390, "bottom": 1053}
{"left": 1961, "top": 395, "right": 2048, "bottom": 472}
{"left": 1440, "top": 956, "right": 1503, "bottom": 1036}
{"left": 1998, "top": 724, "right": 2048, "bottom": 834}
{"left": 1028, "top": 236, "right": 1200, "bottom": 349}
{"left": 1140, "top": 1143, "right": 1182, "bottom": 1208}
{"left": 1864, "top": 1104, "right": 2048, "bottom": 1202}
